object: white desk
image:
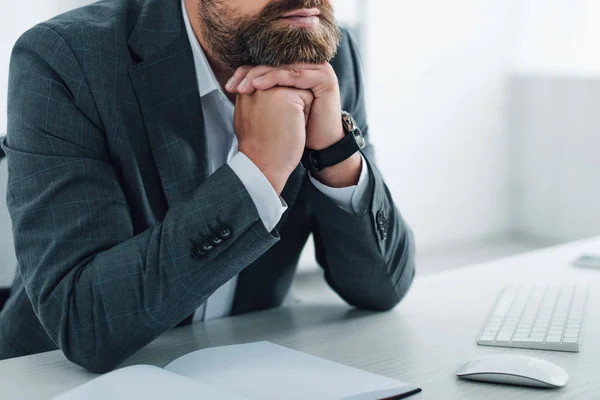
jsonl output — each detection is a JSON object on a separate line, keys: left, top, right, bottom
{"left": 1, "top": 238, "right": 600, "bottom": 399}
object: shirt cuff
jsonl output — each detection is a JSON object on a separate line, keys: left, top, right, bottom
{"left": 308, "top": 154, "right": 370, "bottom": 215}
{"left": 228, "top": 152, "right": 287, "bottom": 232}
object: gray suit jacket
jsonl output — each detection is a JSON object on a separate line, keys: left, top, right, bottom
{"left": 0, "top": 0, "right": 415, "bottom": 373}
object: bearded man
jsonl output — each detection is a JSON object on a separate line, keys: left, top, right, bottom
{"left": 0, "top": 0, "right": 415, "bottom": 372}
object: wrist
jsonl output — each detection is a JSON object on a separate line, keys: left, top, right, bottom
{"left": 303, "top": 111, "right": 366, "bottom": 179}
{"left": 238, "top": 149, "right": 292, "bottom": 195}
{"left": 306, "top": 125, "right": 344, "bottom": 151}
{"left": 251, "top": 161, "right": 291, "bottom": 195}
{"left": 261, "top": 168, "right": 290, "bottom": 195}
{"left": 312, "top": 152, "right": 362, "bottom": 188}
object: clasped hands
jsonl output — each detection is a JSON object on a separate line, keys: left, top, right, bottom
{"left": 226, "top": 63, "right": 362, "bottom": 195}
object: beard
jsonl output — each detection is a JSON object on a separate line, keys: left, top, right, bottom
{"left": 198, "top": 0, "right": 342, "bottom": 70}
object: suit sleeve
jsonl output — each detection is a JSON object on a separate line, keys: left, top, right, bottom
{"left": 4, "top": 25, "right": 278, "bottom": 373}
{"left": 309, "top": 31, "right": 416, "bottom": 311}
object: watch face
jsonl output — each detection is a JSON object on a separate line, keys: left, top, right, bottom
{"left": 342, "top": 112, "right": 366, "bottom": 150}
{"left": 353, "top": 130, "right": 367, "bottom": 150}
{"left": 342, "top": 112, "right": 357, "bottom": 133}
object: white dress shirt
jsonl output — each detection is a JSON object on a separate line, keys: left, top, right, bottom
{"left": 181, "top": 0, "right": 370, "bottom": 322}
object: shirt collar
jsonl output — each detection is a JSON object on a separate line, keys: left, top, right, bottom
{"left": 182, "top": 0, "right": 221, "bottom": 97}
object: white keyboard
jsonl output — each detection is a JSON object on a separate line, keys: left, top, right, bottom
{"left": 478, "top": 284, "right": 588, "bottom": 352}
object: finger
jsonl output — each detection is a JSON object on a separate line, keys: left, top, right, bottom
{"left": 225, "top": 66, "right": 253, "bottom": 92}
{"left": 236, "top": 65, "right": 278, "bottom": 94}
{"left": 236, "top": 63, "right": 331, "bottom": 94}
{"left": 251, "top": 69, "right": 333, "bottom": 93}
{"left": 298, "top": 89, "right": 314, "bottom": 126}
{"left": 304, "top": 99, "right": 312, "bottom": 126}
{"left": 290, "top": 89, "right": 314, "bottom": 125}
{"left": 278, "top": 63, "right": 328, "bottom": 71}
{"left": 243, "top": 63, "right": 325, "bottom": 81}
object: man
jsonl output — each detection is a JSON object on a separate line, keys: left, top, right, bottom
{"left": 0, "top": 0, "right": 415, "bottom": 372}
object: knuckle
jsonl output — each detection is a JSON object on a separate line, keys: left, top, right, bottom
{"left": 303, "top": 90, "right": 315, "bottom": 102}
{"left": 234, "top": 67, "right": 248, "bottom": 78}
{"left": 248, "top": 67, "right": 271, "bottom": 82}
{"left": 323, "top": 64, "right": 336, "bottom": 78}
{"left": 246, "top": 69, "right": 260, "bottom": 79}
{"left": 288, "top": 68, "right": 302, "bottom": 77}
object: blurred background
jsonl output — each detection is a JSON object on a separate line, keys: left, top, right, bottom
{"left": 0, "top": 0, "right": 599, "bottom": 287}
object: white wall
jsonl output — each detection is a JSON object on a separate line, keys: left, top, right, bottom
{"left": 510, "top": 76, "right": 600, "bottom": 242}
{"left": 509, "top": 0, "right": 600, "bottom": 242}
{"left": 513, "top": 0, "right": 600, "bottom": 77}
{"left": 364, "top": 0, "right": 516, "bottom": 249}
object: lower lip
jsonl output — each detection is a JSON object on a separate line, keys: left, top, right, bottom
{"left": 278, "top": 15, "right": 320, "bottom": 28}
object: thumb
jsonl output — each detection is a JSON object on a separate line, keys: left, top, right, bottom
{"left": 295, "top": 89, "right": 315, "bottom": 109}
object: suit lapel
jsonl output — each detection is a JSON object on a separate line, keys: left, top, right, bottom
{"left": 128, "top": 0, "right": 208, "bottom": 207}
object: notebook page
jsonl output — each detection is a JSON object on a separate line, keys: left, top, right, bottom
{"left": 54, "top": 365, "right": 247, "bottom": 400}
{"left": 165, "top": 341, "right": 418, "bottom": 400}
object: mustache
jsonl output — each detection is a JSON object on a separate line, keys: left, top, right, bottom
{"left": 259, "top": 0, "right": 334, "bottom": 22}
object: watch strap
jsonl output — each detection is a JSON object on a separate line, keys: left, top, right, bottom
{"left": 302, "top": 132, "right": 360, "bottom": 172}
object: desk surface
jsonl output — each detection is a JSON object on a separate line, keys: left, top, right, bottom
{"left": 2, "top": 238, "right": 600, "bottom": 399}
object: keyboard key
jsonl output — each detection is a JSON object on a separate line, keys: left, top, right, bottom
{"left": 496, "top": 333, "right": 513, "bottom": 341}
{"left": 513, "top": 333, "right": 528, "bottom": 339}
{"left": 546, "top": 335, "right": 562, "bottom": 343}
{"left": 518, "top": 337, "right": 544, "bottom": 343}
{"left": 549, "top": 325, "right": 564, "bottom": 330}
{"left": 563, "top": 337, "right": 578, "bottom": 343}
{"left": 503, "top": 328, "right": 517, "bottom": 334}
{"left": 493, "top": 291, "right": 516, "bottom": 316}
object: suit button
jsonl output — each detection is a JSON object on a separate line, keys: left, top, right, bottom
{"left": 191, "top": 246, "right": 206, "bottom": 260}
{"left": 218, "top": 225, "right": 233, "bottom": 240}
{"left": 377, "top": 211, "right": 386, "bottom": 226}
{"left": 376, "top": 210, "right": 388, "bottom": 240}
{"left": 210, "top": 233, "right": 223, "bottom": 246}
{"left": 200, "top": 241, "right": 213, "bottom": 252}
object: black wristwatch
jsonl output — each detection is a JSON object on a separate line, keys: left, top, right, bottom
{"left": 301, "top": 111, "right": 366, "bottom": 173}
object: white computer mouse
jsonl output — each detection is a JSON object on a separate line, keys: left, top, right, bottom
{"left": 456, "top": 354, "right": 569, "bottom": 388}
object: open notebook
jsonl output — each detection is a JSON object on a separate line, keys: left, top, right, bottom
{"left": 56, "top": 342, "right": 421, "bottom": 400}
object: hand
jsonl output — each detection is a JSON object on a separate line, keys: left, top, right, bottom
{"left": 227, "top": 64, "right": 362, "bottom": 188}
{"left": 234, "top": 87, "right": 314, "bottom": 195}
{"left": 227, "top": 63, "right": 343, "bottom": 151}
